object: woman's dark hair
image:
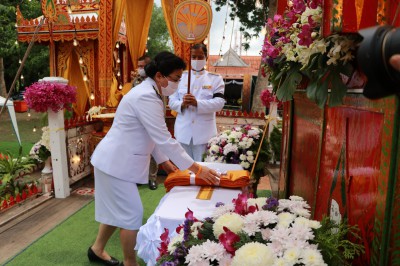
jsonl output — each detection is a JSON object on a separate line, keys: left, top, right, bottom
{"left": 145, "top": 51, "right": 186, "bottom": 78}
{"left": 192, "top": 43, "right": 208, "bottom": 57}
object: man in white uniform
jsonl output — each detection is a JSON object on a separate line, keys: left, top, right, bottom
{"left": 169, "top": 43, "right": 225, "bottom": 161}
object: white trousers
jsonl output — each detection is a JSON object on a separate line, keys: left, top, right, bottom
{"left": 180, "top": 139, "right": 207, "bottom": 162}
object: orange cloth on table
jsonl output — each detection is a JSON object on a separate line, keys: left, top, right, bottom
{"left": 164, "top": 169, "right": 250, "bottom": 192}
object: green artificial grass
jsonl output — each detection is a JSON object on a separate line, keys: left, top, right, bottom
{"left": 0, "top": 141, "right": 34, "bottom": 158}
{"left": 5, "top": 186, "right": 271, "bottom": 266}
{"left": 5, "top": 185, "right": 167, "bottom": 266}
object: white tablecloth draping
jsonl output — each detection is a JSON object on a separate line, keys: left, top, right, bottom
{"left": 136, "top": 162, "right": 243, "bottom": 266}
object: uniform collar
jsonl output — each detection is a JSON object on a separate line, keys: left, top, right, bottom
{"left": 191, "top": 69, "right": 206, "bottom": 75}
{"left": 148, "top": 78, "right": 162, "bottom": 99}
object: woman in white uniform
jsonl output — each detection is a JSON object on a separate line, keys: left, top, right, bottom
{"left": 88, "top": 52, "right": 220, "bottom": 266}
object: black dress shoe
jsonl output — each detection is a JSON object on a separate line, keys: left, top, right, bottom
{"left": 87, "top": 247, "right": 119, "bottom": 265}
{"left": 149, "top": 179, "right": 158, "bottom": 190}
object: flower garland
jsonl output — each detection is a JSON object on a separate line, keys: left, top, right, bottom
{"left": 24, "top": 82, "right": 77, "bottom": 113}
{"left": 156, "top": 193, "right": 364, "bottom": 266}
{"left": 262, "top": 0, "right": 361, "bottom": 108}
{"left": 204, "top": 125, "right": 270, "bottom": 171}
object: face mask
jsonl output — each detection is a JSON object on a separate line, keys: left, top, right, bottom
{"left": 191, "top": 59, "right": 206, "bottom": 71}
{"left": 138, "top": 68, "right": 146, "bottom": 77}
{"left": 161, "top": 77, "right": 179, "bottom": 96}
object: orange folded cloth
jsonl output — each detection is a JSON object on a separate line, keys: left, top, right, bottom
{"left": 164, "top": 169, "right": 250, "bottom": 192}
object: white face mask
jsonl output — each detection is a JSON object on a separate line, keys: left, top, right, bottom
{"left": 138, "top": 68, "right": 146, "bottom": 77}
{"left": 161, "top": 77, "right": 179, "bottom": 96}
{"left": 191, "top": 59, "right": 206, "bottom": 71}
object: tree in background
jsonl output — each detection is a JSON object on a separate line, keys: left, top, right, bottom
{"left": 214, "top": 0, "right": 269, "bottom": 51}
{"left": 214, "top": 0, "right": 276, "bottom": 113}
{"left": 146, "top": 3, "right": 173, "bottom": 59}
{"left": 0, "top": 0, "right": 49, "bottom": 98}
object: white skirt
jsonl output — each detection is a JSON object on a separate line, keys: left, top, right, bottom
{"left": 94, "top": 167, "right": 143, "bottom": 230}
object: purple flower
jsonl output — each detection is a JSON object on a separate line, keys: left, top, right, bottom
{"left": 216, "top": 202, "right": 225, "bottom": 207}
{"left": 262, "top": 197, "right": 279, "bottom": 210}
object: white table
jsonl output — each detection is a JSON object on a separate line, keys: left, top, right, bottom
{"left": 136, "top": 163, "right": 243, "bottom": 266}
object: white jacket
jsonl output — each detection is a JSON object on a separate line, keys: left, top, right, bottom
{"left": 91, "top": 78, "right": 194, "bottom": 183}
{"left": 169, "top": 70, "right": 225, "bottom": 145}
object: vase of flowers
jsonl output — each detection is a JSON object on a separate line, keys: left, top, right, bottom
{"left": 156, "top": 193, "right": 364, "bottom": 266}
{"left": 204, "top": 125, "right": 271, "bottom": 194}
{"left": 24, "top": 78, "right": 76, "bottom": 113}
{"left": 262, "top": 0, "right": 362, "bottom": 108}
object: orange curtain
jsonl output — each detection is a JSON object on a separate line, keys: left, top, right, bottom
{"left": 63, "top": 51, "right": 90, "bottom": 116}
{"left": 107, "top": 0, "right": 126, "bottom": 107}
{"left": 125, "top": 0, "right": 153, "bottom": 70}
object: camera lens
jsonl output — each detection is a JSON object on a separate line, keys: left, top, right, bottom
{"left": 358, "top": 26, "right": 400, "bottom": 99}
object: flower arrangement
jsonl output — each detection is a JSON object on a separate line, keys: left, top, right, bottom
{"left": 156, "top": 193, "right": 364, "bottom": 266}
{"left": 261, "top": 0, "right": 362, "bottom": 108}
{"left": 24, "top": 82, "right": 77, "bottom": 113}
{"left": 260, "top": 89, "right": 283, "bottom": 109}
{"left": 29, "top": 127, "right": 51, "bottom": 162}
{"left": 204, "top": 125, "right": 270, "bottom": 171}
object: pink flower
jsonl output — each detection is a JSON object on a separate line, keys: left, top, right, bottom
{"left": 24, "top": 82, "right": 77, "bottom": 113}
{"left": 219, "top": 227, "right": 240, "bottom": 255}
{"left": 298, "top": 24, "right": 313, "bottom": 47}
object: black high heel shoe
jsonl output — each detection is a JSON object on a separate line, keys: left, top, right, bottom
{"left": 87, "top": 247, "right": 120, "bottom": 265}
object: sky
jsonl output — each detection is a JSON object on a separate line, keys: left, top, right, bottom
{"left": 153, "top": 0, "right": 264, "bottom": 56}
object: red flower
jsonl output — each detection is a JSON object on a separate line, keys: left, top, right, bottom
{"left": 16, "top": 193, "right": 22, "bottom": 203}
{"left": 2, "top": 199, "right": 8, "bottom": 209}
{"left": 32, "top": 185, "right": 38, "bottom": 194}
{"left": 219, "top": 227, "right": 240, "bottom": 255}
{"left": 232, "top": 193, "right": 256, "bottom": 215}
{"left": 157, "top": 228, "right": 170, "bottom": 260}
{"left": 9, "top": 196, "right": 15, "bottom": 206}
{"left": 22, "top": 190, "right": 27, "bottom": 200}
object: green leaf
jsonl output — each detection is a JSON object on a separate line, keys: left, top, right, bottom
{"left": 316, "top": 80, "right": 329, "bottom": 108}
{"left": 329, "top": 73, "right": 348, "bottom": 107}
{"left": 306, "top": 80, "right": 319, "bottom": 102}
{"left": 276, "top": 71, "right": 302, "bottom": 102}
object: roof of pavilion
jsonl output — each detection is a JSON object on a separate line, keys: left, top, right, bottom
{"left": 16, "top": 0, "right": 126, "bottom": 44}
{"left": 207, "top": 48, "right": 261, "bottom": 79}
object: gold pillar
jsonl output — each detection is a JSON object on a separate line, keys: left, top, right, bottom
{"left": 98, "top": 0, "right": 113, "bottom": 106}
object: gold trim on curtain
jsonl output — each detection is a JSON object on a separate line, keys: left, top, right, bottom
{"left": 125, "top": 0, "right": 153, "bottom": 69}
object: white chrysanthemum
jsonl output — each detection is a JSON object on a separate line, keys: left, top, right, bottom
{"left": 289, "top": 195, "right": 304, "bottom": 201}
{"left": 219, "top": 254, "right": 233, "bottom": 266}
{"left": 191, "top": 221, "right": 203, "bottom": 238}
{"left": 308, "top": 220, "right": 321, "bottom": 229}
{"left": 239, "top": 154, "right": 247, "bottom": 161}
{"left": 210, "top": 144, "right": 220, "bottom": 154}
{"left": 247, "top": 155, "right": 254, "bottom": 163}
{"left": 223, "top": 143, "right": 238, "bottom": 155}
{"left": 273, "top": 257, "right": 292, "bottom": 266}
{"left": 211, "top": 203, "right": 235, "bottom": 220}
{"left": 167, "top": 233, "right": 183, "bottom": 254}
{"left": 301, "top": 248, "right": 327, "bottom": 265}
{"left": 261, "top": 228, "right": 272, "bottom": 241}
{"left": 231, "top": 242, "right": 276, "bottom": 266}
{"left": 247, "top": 197, "right": 267, "bottom": 208}
{"left": 283, "top": 247, "right": 302, "bottom": 263}
{"left": 246, "top": 150, "right": 254, "bottom": 156}
{"left": 201, "top": 240, "right": 227, "bottom": 262}
{"left": 277, "top": 212, "right": 295, "bottom": 228}
{"left": 247, "top": 129, "right": 260, "bottom": 138}
{"left": 240, "top": 161, "right": 250, "bottom": 169}
{"left": 213, "top": 212, "right": 244, "bottom": 238}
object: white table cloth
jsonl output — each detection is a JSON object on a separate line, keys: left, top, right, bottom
{"left": 136, "top": 162, "right": 243, "bottom": 266}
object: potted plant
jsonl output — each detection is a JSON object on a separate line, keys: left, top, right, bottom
{"left": 0, "top": 152, "right": 38, "bottom": 211}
